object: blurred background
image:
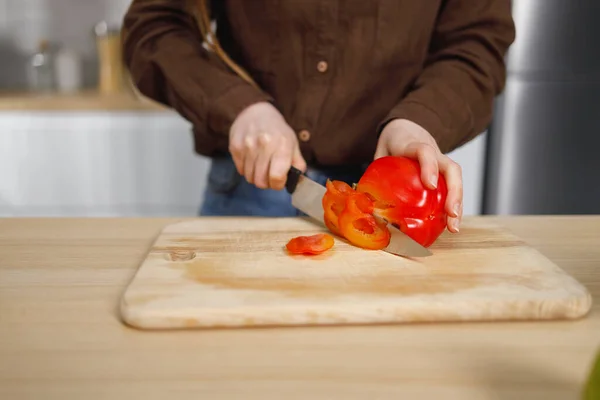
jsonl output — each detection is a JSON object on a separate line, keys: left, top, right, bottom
{"left": 0, "top": 0, "right": 598, "bottom": 217}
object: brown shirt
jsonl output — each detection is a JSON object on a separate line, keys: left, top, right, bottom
{"left": 122, "top": 0, "right": 515, "bottom": 167}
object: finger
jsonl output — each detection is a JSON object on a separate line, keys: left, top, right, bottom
{"left": 447, "top": 216, "right": 459, "bottom": 233}
{"left": 253, "top": 132, "right": 276, "bottom": 189}
{"left": 254, "top": 154, "right": 272, "bottom": 189}
{"left": 268, "top": 142, "right": 293, "bottom": 190}
{"left": 291, "top": 144, "right": 307, "bottom": 172}
{"left": 373, "top": 141, "right": 389, "bottom": 160}
{"left": 243, "top": 135, "right": 258, "bottom": 184}
{"left": 403, "top": 143, "right": 439, "bottom": 190}
{"left": 228, "top": 134, "right": 245, "bottom": 175}
{"left": 439, "top": 156, "right": 463, "bottom": 220}
{"left": 447, "top": 202, "right": 463, "bottom": 233}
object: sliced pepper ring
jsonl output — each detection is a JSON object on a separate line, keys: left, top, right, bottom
{"left": 322, "top": 180, "right": 354, "bottom": 236}
{"left": 338, "top": 192, "right": 391, "bottom": 250}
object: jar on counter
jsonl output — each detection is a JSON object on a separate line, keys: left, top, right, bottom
{"left": 27, "top": 40, "right": 56, "bottom": 93}
{"left": 94, "top": 21, "right": 127, "bottom": 95}
{"left": 54, "top": 47, "right": 82, "bottom": 93}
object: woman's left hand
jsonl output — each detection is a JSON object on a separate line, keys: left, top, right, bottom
{"left": 375, "top": 118, "right": 463, "bottom": 233}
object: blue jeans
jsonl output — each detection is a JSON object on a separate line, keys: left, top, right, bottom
{"left": 199, "top": 155, "right": 366, "bottom": 217}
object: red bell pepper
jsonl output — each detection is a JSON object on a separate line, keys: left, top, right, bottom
{"left": 355, "top": 156, "right": 448, "bottom": 247}
{"left": 286, "top": 233, "right": 335, "bottom": 255}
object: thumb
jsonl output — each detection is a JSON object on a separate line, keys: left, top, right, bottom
{"left": 374, "top": 140, "right": 389, "bottom": 160}
{"left": 292, "top": 145, "right": 307, "bottom": 172}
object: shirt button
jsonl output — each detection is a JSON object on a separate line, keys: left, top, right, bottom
{"left": 317, "top": 61, "right": 328, "bottom": 73}
{"left": 298, "top": 130, "right": 311, "bottom": 142}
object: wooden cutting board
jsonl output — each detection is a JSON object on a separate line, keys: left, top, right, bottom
{"left": 119, "top": 217, "right": 592, "bottom": 329}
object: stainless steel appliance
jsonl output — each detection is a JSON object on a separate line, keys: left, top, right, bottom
{"left": 483, "top": 0, "right": 600, "bottom": 214}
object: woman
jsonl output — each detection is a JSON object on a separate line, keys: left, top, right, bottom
{"left": 121, "top": 0, "right": 515, "bottom": 233}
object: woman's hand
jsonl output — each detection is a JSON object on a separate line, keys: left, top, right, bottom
{"left": 229, "top": 102, "right": 307, "bottom": 190}
{"left": 375, "top": 118, "right": 463, "bottom": 233}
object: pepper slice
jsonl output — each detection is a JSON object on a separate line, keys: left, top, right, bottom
{"left": 322, "top": 180, "right": 354, "bottom": 236}
{"left": 338, "top": 192, "right": 391, "bottom": 250}
{"left": 285, "top": 233, "right": 335, "bottom": 255}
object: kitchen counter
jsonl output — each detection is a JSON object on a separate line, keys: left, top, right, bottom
{"left": 0, "top": 91, "right": 168, "bottom": 112}
{"left": 1, "top": 216, "right": 599, "bottom": 399}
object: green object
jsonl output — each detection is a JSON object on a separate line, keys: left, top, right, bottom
{"left": 583, "top": 349, "right": 600, "bottom": 400}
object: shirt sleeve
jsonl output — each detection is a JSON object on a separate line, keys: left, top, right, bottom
{"left": 121, "top": 0, "right": 273, "bottom": 138}
{"left": 378, "top": 0, "right": 516, "bottom": 154}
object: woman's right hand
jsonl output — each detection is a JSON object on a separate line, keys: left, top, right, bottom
{"left": 229, "top": 102, "right": 307, "bottom": 190}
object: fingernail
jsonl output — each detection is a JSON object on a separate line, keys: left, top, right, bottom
{"left": 452, "top": 219, "right": 460, "bottom": 232}
{"left": 430, "top": 174, "right": 438, "bottom": 188}
{"left": 453, "top": 203, "right": 460, "bottom": 217}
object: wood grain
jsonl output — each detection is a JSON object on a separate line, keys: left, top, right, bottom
{"left": 0, "top": 90, "right": 168, "bottom": 112}
{"left": 1, "top": 216, "right": 599, "bottom": 400}
{"left": 120, "top": 217, "right": 592, "bottom": 329}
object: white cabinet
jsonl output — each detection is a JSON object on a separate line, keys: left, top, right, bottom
{"left": 0, "top": 112, "right": 210, "bottom": 216}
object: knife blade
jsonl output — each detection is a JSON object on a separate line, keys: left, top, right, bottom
{"left": 285, "top": 167, "right": 432, "bottom": 257}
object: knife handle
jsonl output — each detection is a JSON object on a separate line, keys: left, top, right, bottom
{"left": 285, "top": 166, "right": 303, "bottom": 194}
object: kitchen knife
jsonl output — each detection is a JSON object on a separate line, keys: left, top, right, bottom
{"left": 285, "top": 167, "right": 432, "bottom": 257}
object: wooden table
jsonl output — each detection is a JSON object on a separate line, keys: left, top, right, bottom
{"left": 1, "top": 216, "right": 599, "bottom": 399}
